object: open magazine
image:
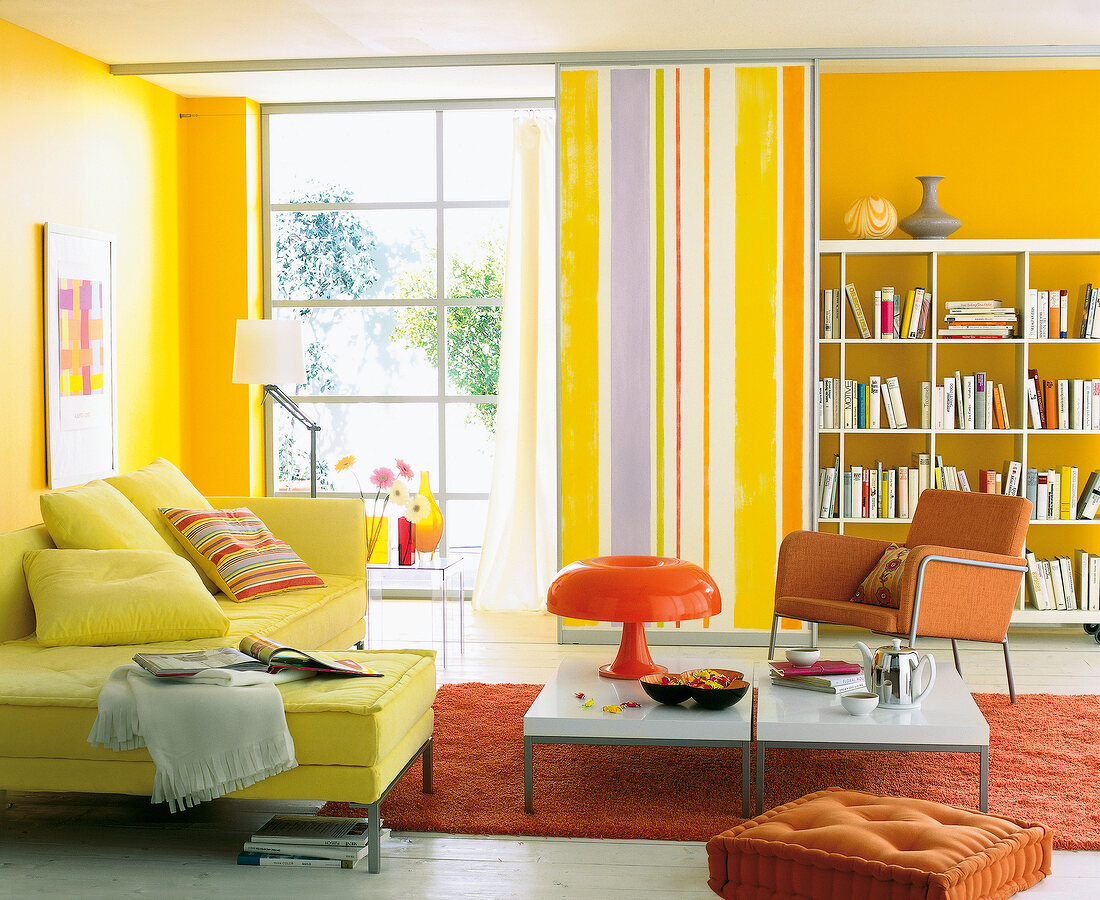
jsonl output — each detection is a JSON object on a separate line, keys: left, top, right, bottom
{"left": 132, "top": 635, "right": 381, "bottom": 678}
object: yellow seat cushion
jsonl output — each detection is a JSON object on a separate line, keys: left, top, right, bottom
{"left": 23, "top": 549, "right": 229, "bottom": 647}
{"left": 40, "top": 480, "right": 174, "bottom": 554}
{"left": 107, "top": 459, "right": 217, "bottom": 592}
{"left": 0, "top": 641, "right": 434, "bottom": 769}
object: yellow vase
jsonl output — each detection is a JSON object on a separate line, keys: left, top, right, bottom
{"left": 414, "top": 471, "right": 444, "bottom": 559}
{"left": 365, "top": 514, "right": 388, "bottom": 565}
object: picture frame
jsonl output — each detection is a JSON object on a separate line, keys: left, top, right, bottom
{"left": 43, "top": 223, "right": 118, "bottom": 488}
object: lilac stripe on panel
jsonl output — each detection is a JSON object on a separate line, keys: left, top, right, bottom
{"left": 609, "top": 68, "right": 652, "bottom": 555}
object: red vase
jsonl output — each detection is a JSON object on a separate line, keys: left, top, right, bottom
{"left": 398, "top": 517, "right": 416, "bottom": 566}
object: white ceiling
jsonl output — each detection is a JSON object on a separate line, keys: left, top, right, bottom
{"left": 4, "top": 0, "right": 1100, "bottom": 102}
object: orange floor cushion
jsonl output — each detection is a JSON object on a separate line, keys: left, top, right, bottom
{"left": 706, "top": 788, "right": 1052, "bottom": 900}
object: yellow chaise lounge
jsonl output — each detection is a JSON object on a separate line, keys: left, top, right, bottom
{"left": 0, "top": 461, "right": 436, "bottom": 873}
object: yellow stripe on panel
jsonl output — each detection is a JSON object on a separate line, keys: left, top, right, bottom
{"left": 559, "top": 69, "right": 601, "bottom": 573}
{"left": 706, "top": 65, "right": 738, "bottom": 632}
{"left": 733, "top": 67, "right": 781, "bottom": 630}
{"left": 780, "top": 66, "right": 809, "bottom": 634}
{"left": 678, "top": 66, "right": 707, "bottom": 572}
{"left": 659, "top": 70, "right": 680, "bottom": 564}
{"left": 596, "top": 67, "right": 613, "bottom": 557}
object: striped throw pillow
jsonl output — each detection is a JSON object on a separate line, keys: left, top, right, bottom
{"left": 160, "top": 507, "right": 324, "bottom": 602}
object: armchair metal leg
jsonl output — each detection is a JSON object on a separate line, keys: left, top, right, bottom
{"left": 768, "top": 615, "right": 780, "bottom": 658}
{"left": 951, "top": 639, "right": 962, "bottom": 675}
{"left": 1002, "top": 639, "right": 1017, "bottom": 704}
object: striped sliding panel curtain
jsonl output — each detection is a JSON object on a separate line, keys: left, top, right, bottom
{"left": 559, "top": 64, "right": 810, "bottom": 637}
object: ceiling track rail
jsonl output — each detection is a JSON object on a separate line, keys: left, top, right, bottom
{"left": 110, "top": 44, "right": 1100, "bottom": 77}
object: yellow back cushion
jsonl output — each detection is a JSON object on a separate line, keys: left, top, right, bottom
{"left": 40, "top": 480, "right": 173, "bottom": 553}
{"left": 107, "top": 458, "right": 217, "bottom": 591}
{"left": 23, "top": 549, "right": 230, "bottom": 647}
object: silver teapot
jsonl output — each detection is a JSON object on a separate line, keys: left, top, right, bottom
{"left": 855, "top": 638, "right": 936, "bottom": 709}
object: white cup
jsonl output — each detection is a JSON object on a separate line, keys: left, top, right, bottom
{"left": 841, "top": 692, "right": 879, "bottom": 716}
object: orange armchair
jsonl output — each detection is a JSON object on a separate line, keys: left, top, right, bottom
{"left": 768, "top": 490, "right": 1031, "bottom": 702}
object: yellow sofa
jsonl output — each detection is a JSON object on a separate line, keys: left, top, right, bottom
{"left": 0, "top": 482, "right": 436, "bottom": 874}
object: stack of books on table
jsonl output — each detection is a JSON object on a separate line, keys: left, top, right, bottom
{"left": 768, "top": 660, "right": 866, "bottom": 695}
{"left": 238, "top": 814, "right": 389, "bottom": 868}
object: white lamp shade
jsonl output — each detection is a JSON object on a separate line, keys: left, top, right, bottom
{"left": 232, "top": 319, "right": 307, "bottom": 385}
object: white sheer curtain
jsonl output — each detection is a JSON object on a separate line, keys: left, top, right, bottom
{"left": 473, "top": 112, "right": 557, "bottom": 612}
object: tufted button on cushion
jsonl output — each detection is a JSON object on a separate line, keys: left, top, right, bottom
{"left": 706, "top": 788, "right": 1052, "bottom": 900}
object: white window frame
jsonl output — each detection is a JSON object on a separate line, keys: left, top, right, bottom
{"left": 259, "top": 98, "right": 550, "bottom": 561}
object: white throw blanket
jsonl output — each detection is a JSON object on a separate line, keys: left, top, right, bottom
{"left": 89, "top": 664, "right": 311, "bottom": 812}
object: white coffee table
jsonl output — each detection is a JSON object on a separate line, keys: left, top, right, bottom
{"left": 753, "top": 660, "right": 990, "bottom": 814}
{"left": 523, "top": 655, "right": 753, "bottom": 816}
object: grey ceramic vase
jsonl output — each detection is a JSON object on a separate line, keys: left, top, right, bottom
{"left": 898, "top": 176, "right": 961, "bottom": 239}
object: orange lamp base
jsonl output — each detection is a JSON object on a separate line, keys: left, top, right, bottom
{"left": 598, "top": 622, "right": 668, "bottom": 680}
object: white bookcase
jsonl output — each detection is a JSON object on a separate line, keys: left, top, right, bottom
{"left": 815, "top": 238, "right": 1100, "bottom": 627}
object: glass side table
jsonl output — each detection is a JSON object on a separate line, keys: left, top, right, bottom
{"left": 365, "top": 558, "right": 465, "bottom": 668}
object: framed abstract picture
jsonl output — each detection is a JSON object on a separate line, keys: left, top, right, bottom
{"left": 43, "top": 223, "right": 118, "bottom": 488}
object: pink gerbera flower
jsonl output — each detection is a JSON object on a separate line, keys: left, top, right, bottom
{"left": 395, "top": 458, "right": 414, "bottom": 480}
{"left": 370, "top": 466, "right": 396, "bottom": 489}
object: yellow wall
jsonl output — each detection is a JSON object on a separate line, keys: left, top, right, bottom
{"left": 0, "top": 19, "right": 183, "bottom": 530}
{"left": 178, "top": 98, "right": 264, "bottom": 497}
{"left": 820, "top": 70, "right": 1100, "bottom": 239}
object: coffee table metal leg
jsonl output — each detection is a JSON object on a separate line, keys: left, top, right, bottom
{"left": 755, "top": 742, "right": 765, "bottom": 816}
{"left": 980, "top": 746, "right": 988, "bottom": 812}
{"left": 458, "top": 566, "right": 465, "bottom": 655}
{"left": 524, "top": 737, "right": 534, "bottom": 813}
{"left": 741, "top": 740, "right": 751, "bottom": 818}
{"left": 438, "top": 572, "right": 447, "bottom": 669}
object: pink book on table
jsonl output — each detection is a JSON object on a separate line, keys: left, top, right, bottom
{"left": 768, "top": 660, "right": 863, "bottom": 677}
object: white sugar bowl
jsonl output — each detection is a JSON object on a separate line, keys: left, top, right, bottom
{"left": 785, "top": 648, "right": 820, "bottom": 667}
{"left": 841, "top": 692, "right": 880, "bottom": 717}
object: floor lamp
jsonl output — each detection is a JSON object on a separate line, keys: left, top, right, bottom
{"left": 232, "top": 319, "right": 321, "bottom": 498}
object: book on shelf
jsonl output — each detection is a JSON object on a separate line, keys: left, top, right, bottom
{"left": 133, "top": 638, "right": 382, "bottom": 678}
{"left": 823, "top": 288, "right": 834, "bottom": 339}
{"left": 1060, "top": 288, "right": 1069, "bottom": 338}
{"left": 1077, "top": 470, "right": 1100, "bottom": 519}
{"left": 939, "top": 299, "right": 1017, "bottom": 338}
{"left": 845, "top": 283, "right": 871, "bottom": 339}
{"left": 252, "top": 815, "right": 374, "bottom": 847}
{"left": 880, "top": 287, "right": 895, "bottom": 339}
{"left": 881, "top": 379, "right": 897, "bottom": 428}
{"left": 868, "top": 376, "right": 881, "bottom": 428}
{"left": 900, "top": 288, "right": 918, "bottom": 338}
{"left": 885, "top": 376, "right": 908, "bottom": 428}
{"left": 1024, "top": 550, "right": 1100, "bottom": 612}
{"left": 873, "top": 290, "right": 882, "bottom": 340}
{"left": 1002, "top": 460, "right": 1023, "bottom": 497}
{"left": 1048, "top": 291, "right": 1060, "bottom": 339}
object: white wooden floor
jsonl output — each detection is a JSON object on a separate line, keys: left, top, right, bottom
{"left": 3, "top": 605, "right": 1098, "bottom": 899}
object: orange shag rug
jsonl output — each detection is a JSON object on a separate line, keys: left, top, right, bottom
{"left": 320, "top": 683, "right": 1100, "bottom": 850}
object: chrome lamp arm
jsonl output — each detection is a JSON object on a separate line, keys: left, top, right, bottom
{"left": 261, "top": 384, "right": 320, "bottom": 498}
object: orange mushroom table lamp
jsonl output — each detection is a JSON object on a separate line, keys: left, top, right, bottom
{"left": 546, "top": 556, "right": 722, "bottom": 679}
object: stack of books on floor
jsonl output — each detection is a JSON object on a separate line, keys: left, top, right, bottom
{"left": 238, "top": 814, "right": 389, "bottom": 868}
{"left": 769, "top": 659, "right": 866, "bottom": 694}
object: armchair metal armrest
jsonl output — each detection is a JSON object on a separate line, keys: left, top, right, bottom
{"left": 899, "top": 545, "right": 1027, "bottom": 645}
